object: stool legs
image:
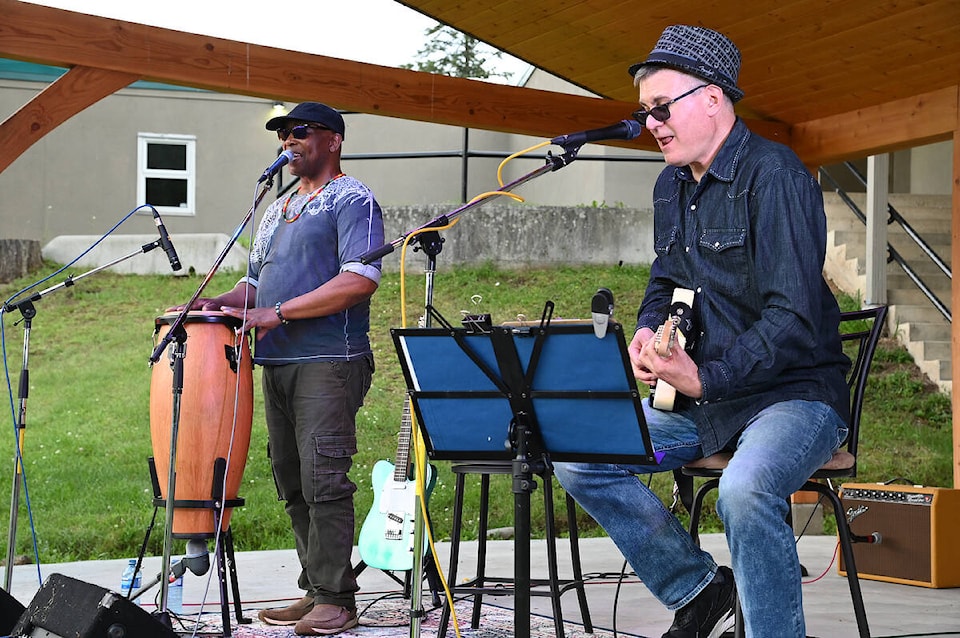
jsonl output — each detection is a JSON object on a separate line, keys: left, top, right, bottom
{"left": 471, "top": 473, "right": 491, "bottom": 628}
{"left": 436, "top": 472, "right": 466, "bottom": 637}
{"left": 438, "top": 466, "right": 594, "bottom": 638}
{"left": 565, "top": 491, "right": 593, "bottom": 633}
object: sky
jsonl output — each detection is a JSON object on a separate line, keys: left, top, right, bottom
{"left": 21, "top": 0, "right": 531, "bottom": 81}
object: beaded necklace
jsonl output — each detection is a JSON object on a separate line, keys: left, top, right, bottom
{"left": 282, "top": 172, "right": 346, "bottom": 223}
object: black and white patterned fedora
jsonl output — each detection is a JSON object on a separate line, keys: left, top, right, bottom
{"left": 628, "top": 25, "right": 744, "bottom": 103}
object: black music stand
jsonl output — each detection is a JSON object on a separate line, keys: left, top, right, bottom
{"left": 392, "top": 305, "right": 659, "bottom": 638}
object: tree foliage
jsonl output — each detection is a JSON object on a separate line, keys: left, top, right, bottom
{"left": 400, "top": 24, "right": 513, "bottom": 81}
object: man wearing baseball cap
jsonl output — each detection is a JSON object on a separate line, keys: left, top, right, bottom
{"left": 187, "top": 101, "right": 384, "bottom": 635}
{"left": 555, "top": 26, "right": 849, "bottom": 638}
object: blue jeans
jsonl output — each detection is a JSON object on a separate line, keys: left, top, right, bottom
{"left": 553, "top": 400, "right": 847, "bottom": 638}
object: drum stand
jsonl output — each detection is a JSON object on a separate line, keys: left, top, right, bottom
{"left": 133, "top": 456, "right": 248, "bottom": 635}
{"left": 147, "top": 329, "right": 250, "bottom": 636}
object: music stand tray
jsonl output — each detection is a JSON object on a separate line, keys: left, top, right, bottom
{"left": 392, "top": 315, "right": 658, "bottom": 638}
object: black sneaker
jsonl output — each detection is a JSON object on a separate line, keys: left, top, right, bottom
{"left": 662, "top": 566, "right": 736, "bottom": 638}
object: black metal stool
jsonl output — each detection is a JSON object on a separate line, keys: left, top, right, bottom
{"left": 436, "top": 461, "right": 593, "bottom": 638}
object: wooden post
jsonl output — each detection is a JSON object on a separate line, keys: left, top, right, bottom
{"left": 951, "top": 87, "right": 960, "bottom": 489}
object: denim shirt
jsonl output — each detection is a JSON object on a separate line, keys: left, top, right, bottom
{"left": 636, "top": 118, "right": 850, "bottom": 456}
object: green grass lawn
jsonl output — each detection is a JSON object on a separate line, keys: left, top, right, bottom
{"left": 0, "top": 261, "right": 953, "bottom": 564}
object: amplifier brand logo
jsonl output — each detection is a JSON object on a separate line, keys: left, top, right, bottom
{"left": 846, "top": 504, "right": 869, "bottom": 523}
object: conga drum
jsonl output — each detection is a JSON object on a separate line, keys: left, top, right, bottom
{"left": 150, "top": 311, "right": 253, "bottom": 539}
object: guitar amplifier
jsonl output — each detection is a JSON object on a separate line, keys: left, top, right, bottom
{"left": 838, "top": 483, "right": 960, "bottom": 588}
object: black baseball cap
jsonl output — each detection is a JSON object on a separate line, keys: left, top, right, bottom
{"left": 265, "top": 102, "right": 346, "bottom": 138}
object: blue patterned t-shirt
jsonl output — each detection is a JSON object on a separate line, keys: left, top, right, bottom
{"left": 243, "top": 175, "right": 384, "bottom": 364}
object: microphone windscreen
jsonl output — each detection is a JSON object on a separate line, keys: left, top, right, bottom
{"left": 185, "top": 538, "right": 210, "bottom": 576}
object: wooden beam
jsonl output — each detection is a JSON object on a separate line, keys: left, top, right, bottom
{"left": 0, "top": 0, "right": 789, "bottom": 155}
{"left": 792, "top": 86, "right": 958, "bottom": 167}
{"left": 0, "top": 65, "right": 139, "bottom": 173}
{"left": 952, "top": 85, "right": 960, "bottom": 488}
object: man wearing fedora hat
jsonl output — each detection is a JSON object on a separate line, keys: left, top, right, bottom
{"left": 555, "top": 25, "right": 849, "bottom": 638}
{"left": 186, "top": 101, "right": 384, "bottom": 635}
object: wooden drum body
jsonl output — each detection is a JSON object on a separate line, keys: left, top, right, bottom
{"left": 150, "top": 312, "right": 253, "bottom": 539}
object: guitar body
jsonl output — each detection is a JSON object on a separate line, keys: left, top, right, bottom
{"left": 651, "top": 371, "right": 679, "bottom": 411}
{"left": 357, "top": 460, "right": 436, "bottom": 572}
{"left": 358, "top": 401, "right": 436, "bottom": 572}
{"left": 650, "top": 287, "right": 696, "bottom": 412}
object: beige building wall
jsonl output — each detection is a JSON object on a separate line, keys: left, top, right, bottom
{"left": 0, "top": 81, "right": 280, "bottom": 243}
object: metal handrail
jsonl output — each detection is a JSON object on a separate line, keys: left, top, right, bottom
{"left": 820, "top": 164, "right": 951, "bottom": 322}
{"left": 888, "top": 244, "right": 951, "bottom": 321}
{"left": 841, "top": 161, "right": 952, "bottom": 280}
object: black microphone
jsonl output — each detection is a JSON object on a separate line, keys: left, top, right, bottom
{"left": 170, "top": 539, "right": 211, "bottom": 578}
{"left": 258, "top": 149, "right": 295, "bottom": 183}
{"left": 591, "top": 287, "right": 615, "bottom": 338}
{"left": 183, "top": 538, "right": 210, "bottom": 576}
{"left": 152, "top": 210, "right": 182, "bottom": 272}
{"left": 552, "top": 119, "right": 642, "bottom": 148}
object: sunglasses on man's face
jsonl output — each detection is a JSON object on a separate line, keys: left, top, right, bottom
{"left": 276, "top": 123, "right": 331, "bottom": 142}
{"left": 632, "top": 84, "right": 709, "bottom": 125}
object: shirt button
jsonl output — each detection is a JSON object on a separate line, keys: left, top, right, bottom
{"left": 690, "top": 204, "right": 697, "bottom": 210}
{"left": 685, "top": 246, "right": 691, "bottom": 253}
{"left": 714, "top": 242, "right": 721, "bottom": 248}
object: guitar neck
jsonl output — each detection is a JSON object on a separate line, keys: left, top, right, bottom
{"left": 392, "top": 402, "right": 414, "bottom": 482}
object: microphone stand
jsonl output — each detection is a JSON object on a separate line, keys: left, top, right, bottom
{"left": 147, "top": 177, "right": 273, "bottom": 627}
{"left": 1, "top": 239, "right": 174, "bottom": 591}
{"left": 359, "top": 146, "right": 581, "bottom": 638}
{"left": 359, "top": 147, "right": 580, "bottom": 266}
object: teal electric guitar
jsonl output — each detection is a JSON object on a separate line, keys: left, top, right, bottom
{"left": 358, "top": 401, "right": 436, "bottom": 572}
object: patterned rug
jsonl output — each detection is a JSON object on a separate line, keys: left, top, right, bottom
{"left": 172, "top": 597, "right": 619, "bottom": 637}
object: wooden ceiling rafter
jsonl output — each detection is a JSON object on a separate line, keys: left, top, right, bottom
{"left": 0, "top": 0, "right": 791, "bottom": 161}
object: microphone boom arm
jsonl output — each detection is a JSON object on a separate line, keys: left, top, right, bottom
{"left": 360, "top": 148, "right": 579, "bottom": 264}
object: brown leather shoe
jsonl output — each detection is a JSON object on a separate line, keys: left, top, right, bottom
{"left": 293, "top": 604, "right": 358, "bottom": 636}
{"left": 258, "top": 596, "right": 315, "bottom": 626}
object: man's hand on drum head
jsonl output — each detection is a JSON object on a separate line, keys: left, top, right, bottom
{"left": 166, "top": 298, "right": 224, "bottom": 313}
{"left": 220, "top": 305, "right": 278, "bottom": 339}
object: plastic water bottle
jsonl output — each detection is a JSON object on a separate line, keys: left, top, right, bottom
{"left": 167, "top": 557, "right": 184, "bottom": 615}
{"left": 120, "top": 558, "right": 142, "bottom": 606}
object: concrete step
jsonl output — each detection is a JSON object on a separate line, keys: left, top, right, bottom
{"left": 911, "top": 339, "right": 953, "bottom": 362}
{"left": 829, "top": 229, "right": 950, "bottom": 260}
{"left": 887, "top": 287, "right": 952, "bottom": 309}
{"left": 824, "top": 193, "right": 952, "bottom": 220}
{"left": 892, "top": 318, "right": 951, "bottom": 343}
{"left": 824, "top": 191, "right": 953, "bottom": 396}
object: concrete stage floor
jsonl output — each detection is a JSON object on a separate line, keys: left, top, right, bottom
{"left": 6, "top": 533, "right": 959, "bottom": 637}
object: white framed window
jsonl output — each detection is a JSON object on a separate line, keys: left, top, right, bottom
{"left": 137, "top": 133, "right": 196, "bottom": 216}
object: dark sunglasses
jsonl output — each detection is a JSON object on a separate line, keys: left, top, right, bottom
{"left": 632, "top": 84, "right": 709, "bottom": 125}
{"left": 276, "top": 123, "right": 331, "bottom": 141}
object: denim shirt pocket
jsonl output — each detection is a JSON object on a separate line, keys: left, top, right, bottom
{"left": 654, "top": 226, "right": 680, "bottom": 258}
{"left": 698, "top": 228, "right": 749, "bottom": 295}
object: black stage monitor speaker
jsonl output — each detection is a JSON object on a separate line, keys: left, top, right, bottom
{"left": 0, "top": 587, "right": 26, "bottom": 633}
{"left": 12, "top": 573, "right": 177, "bottom": 638}
{"left": 839, "top": 483, "right": 960, "bottom": 588}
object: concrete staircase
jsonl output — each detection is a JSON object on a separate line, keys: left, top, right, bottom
{"left": 823, "top": 192, "right": 953, "bottom": 395}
